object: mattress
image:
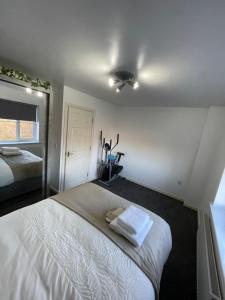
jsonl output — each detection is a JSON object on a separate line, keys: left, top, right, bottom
{"left": 0, "top": 188, "right": 172, "bottom": 300}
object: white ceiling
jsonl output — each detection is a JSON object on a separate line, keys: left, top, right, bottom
{"left": 1, "top": 0, "right": 225, "bottom": 106}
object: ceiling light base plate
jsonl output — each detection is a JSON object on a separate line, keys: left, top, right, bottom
{"left": 114, "top": 71, "right": 134, "bottom": 82}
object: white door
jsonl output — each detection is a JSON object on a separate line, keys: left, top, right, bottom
{"left": 64, "top": 106, "right": 93, "bottom": 189}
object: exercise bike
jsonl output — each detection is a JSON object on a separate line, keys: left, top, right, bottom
{"left": 98, "top": 131, "right": 124, "bottom": 186}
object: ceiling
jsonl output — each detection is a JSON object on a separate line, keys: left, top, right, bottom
{"left": 1, "top": 0, "right": 225, "bottom": 106}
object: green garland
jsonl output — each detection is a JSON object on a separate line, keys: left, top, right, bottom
{"left": 0, "top": 65, "right": 50, "bottom": 90}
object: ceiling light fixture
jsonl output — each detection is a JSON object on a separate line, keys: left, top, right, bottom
{"left": 108, "top": 77, "right": 115, "bottom": 87}
{"left": 133, "top": 81, "right": 139, "bottom": 90}
{"left": 108, "top": 71, "right": 139, "bottom": 93}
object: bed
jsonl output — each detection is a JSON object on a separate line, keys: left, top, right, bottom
{"left": 0, "top": 183, "right": 172, "bottom": 300}
{"left": 0, "top": 150, "right": 42, "bottom": 201}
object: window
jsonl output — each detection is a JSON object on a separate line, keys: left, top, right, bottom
{"left": 0, "top": 99, "right": 39, "bottom": 144}
{"left": 0, "top": 118, "right": 39, "bottom": 143}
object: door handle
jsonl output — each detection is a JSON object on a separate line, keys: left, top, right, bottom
{"left": 66, "top": 151, "right": 74, "bottom": 157}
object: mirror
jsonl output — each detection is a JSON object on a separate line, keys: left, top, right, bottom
{"left": 0, "top": 80, "right": 49, "bottom": 203}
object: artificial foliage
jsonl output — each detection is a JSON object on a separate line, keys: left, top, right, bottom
{"left": 0, "top": 65, "right": 50, "bottom": 90}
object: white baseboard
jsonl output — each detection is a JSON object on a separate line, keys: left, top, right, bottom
{"left": 125, "top": 177, "right": 199, "bottom": 212}
{"left": 124, "top": 176, "right": 184, "bottom": 203}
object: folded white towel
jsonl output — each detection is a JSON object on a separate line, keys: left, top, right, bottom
{"left": 1, "top": 147, "right": 21, "bottom": 156}
{"left": 110, "top": 218, "right": 153, "bottom": 247}
{"left": 1, "top": 147, "right": 20, "bottom": 152}
{"left": 117, "top": 205, "right": 150, "bottom": 235}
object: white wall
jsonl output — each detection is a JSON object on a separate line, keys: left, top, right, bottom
{"left": 185, "top": 107, "right": 225, "bottom": 211}
{"left": 58, "top": 86, "right": 117, "bottom": 190}
{"left": 49, "top": 84, "right": 225, "bottom": 211}
{"left": 213, "top": 169, "right": 225, "bottom": 207}
{"left": 116, "top": 107, "right": 208, "bottom": 200}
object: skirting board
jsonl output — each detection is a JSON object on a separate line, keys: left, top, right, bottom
{"left": 124, "top": 177, "right": 198, "bottom": 212}
{"left": 124, "top": 176, "right": 184, "bottom": 202}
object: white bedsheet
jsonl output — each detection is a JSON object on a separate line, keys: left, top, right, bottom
{"left": 0, "top": 199, "right": 171, "bottom": 300}
{"left": 0, "top": 157, "right": 14, "bottom": 187}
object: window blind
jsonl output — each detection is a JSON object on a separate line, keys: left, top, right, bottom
{"left": 0, "top": 99, "right": 37, "bottom": 122}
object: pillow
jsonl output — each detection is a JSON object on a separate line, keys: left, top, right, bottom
{"left": 1, "top": 147, "right": 22, "bottom": 156}
{"left": 1, "top": 147, "right": 20, "bottom": 152}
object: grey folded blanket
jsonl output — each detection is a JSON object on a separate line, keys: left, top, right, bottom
{"left": 51, "top": 182, "right": 167, "bottom": 298}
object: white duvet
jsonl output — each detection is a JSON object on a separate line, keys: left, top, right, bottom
{"left": 0, "top": 157, "right": 14, "bottom": 187}
{"left": 0, "top": 199, "right": 171, "bottom": 300}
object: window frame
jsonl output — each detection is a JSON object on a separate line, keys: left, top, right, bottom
{"left": 0, "top": 119, "right": 39, "bottom": 144}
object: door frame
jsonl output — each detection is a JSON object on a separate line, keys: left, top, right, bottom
{"left": 59, "top": 103, "right": 95, "bottom": 191}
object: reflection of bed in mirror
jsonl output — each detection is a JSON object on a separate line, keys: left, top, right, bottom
{"left": 0, "top": 149, "right": 42, "bottom": 201}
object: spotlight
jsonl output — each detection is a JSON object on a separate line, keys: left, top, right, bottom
{"left": 37, "top": 91, "right": 44, "bottom": 97}
{"left": 108, "top": 77, "right": 115, "bottom": 87}
{"left": 25, "top": 87, "right": 32, "bottom": 94}
{"left": 116, "top": 87, "right": 120, "bottom": 93}
{"left": 133, "top": 81, "right": 139, "bottom": 90}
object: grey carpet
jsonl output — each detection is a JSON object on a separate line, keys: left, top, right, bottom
{"left": 94, "top": 177, "right": 197, "bottom": 300}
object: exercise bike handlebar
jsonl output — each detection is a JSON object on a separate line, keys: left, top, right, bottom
{"left": 100, "top": 131, "right": 120, "bottom": 152}
{"left": 111, "top": 133, "right": 120, "bottom": 152}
